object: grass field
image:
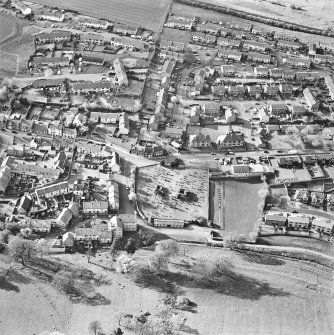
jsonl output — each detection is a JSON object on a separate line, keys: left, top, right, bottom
{"left": 210, "top": 179, "right": 265, "bottom": 237}
{"left": 2, "top": 245, "right": 333, "bottom": 335}
{"left": 137, "top": 165, "right": 209, "bottom": 221}
{"left": 32, "top": 0, "right": 172, "bottom": 31}
{"left": 0, "top": 14, "right": 16, "bottom": 43}
{"left": 199, "top": 0, "right": 333, "bottom": 30}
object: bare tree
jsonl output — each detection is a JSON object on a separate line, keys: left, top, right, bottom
{"left": 149, "top": 252, "right": 169, "bottom": 275}
{"left": 88, "top": 320, "right": 102, "bottom": 335}
{"left": 156, "top": 240, "right": 179, "bottom": 258}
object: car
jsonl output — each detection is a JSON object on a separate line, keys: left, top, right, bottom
{"left": 211, "top": 152, "right": 216, "bottom": 155}
{"left": 264, "top": 150, "right": 269, "bottom": 153}
{"left": 214, "top": 157, "right": 219, "bottom": 160}
{"left": 277, "top": 150, "right": 283, "bottom": 153}
{"left": 12, "top": 130, "right": 17, "bottom": 134}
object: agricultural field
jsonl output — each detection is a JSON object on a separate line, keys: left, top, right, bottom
{"left": 32, "top": 0, "right": 172, "bottom": 31}
{"left": 137, "top": 165, "right": 209, "bottom": 221}
{"left": 209, "top": 179, "right": 265, "bottom": 238}
{"left": 1, "top": 245, "right": 333, "bottom": 335}
{"left": 0, "top": 14, "right": 16, "bottom": 43}
{"left": 200, "top": 0, "right": 334, "bottom": 31}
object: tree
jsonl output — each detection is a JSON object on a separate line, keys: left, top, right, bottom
{"left": 160, "top": 160, "right": 165, "bottom": 166}
{"left": 0, "top": 229, "right": 12, "bottom": 246}
{"left": 7, "top": 236, "right": 37, "bottom": 265}
{"left": 149, "top": 252, "right": 169, "bottom": 275}
{"left": 156, "top": 240, "right": 179, "bottom": 258}
{"left": 35, "top": 238, "right": 51, "bottom": 257}
{"left": 125, "top": 238, "right": 136, "bottom": 254}
{"left": 88, "top": 320, "right": 102, "bottom": 335}
{"left": 113, "top": 328, "right": 124, "bottom": 335}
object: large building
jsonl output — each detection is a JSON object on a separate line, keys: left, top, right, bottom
{"left": 216, "top": 131, "right": 245, "bottom": 150}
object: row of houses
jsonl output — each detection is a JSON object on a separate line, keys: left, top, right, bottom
{"left": 265, "top": 211, "right": 333, "bottom": 235}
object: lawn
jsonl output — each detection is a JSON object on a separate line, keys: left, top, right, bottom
{"left": 137, "top": 165, "right": 209, "bottom": 221}
{"left": 0, "top": 14, "right": 16, "bottom": 43}
{"left": 210, "top": 179, "right": 266, "bottom": 238}
{"left": 33, "top": 0, "right": 172, "bottom": 31}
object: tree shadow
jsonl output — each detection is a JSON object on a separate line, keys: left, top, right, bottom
{"left": 241, "top": 253, "right": 286, "bottom": 266}
{"left": 164, "top": 269, "right": 290, "bottom": 301}
{"left": 0, "top": 277, "right": 20, "bottom": 292}
{"left": 7, "top": 268, "right": 31, "bottom": 285}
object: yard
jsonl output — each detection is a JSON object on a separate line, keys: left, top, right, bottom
{"left": 33, "top": 0, "right": 172, "bottom": 31}
{"left": 209, "top": 179, "right": 266, "bottom": 239}
{"left": 137, "top": 165, "right": 209, "bottom": 221}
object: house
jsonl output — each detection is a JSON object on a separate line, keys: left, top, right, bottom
{"left": 246, "top": 85, "right": 262, "bottom": 97}
{"left": 119, "top": 113, "right": 130, "bottom": 135}
{"left": 62, "top": 232, "right": 75, "bottom": 251}
{"left": 63, "top": 127, "right": 77, "bottom": 139}
{"left": 72, "top": 82, "right": 113, "bottom": 94}
{"left": 118, "top": 214, "right": 137, "bottom": 231}
{"left": 202, "top": 103, "right": 220, "bottom": 116}
{"left": 17, "top": 195, "right": 32, "bottom": 214}
{"left": 161, "top": 59, "right": 176, "bottom": 77}
{"left": 277, "top": 40, "right": 300, "bottom": 50}
{"left": 264, "top": 212, "right": 287, "bottom": 226}
{"left": 81, "top": 33, "right": 105, "bottom": 45}
{"left": 192, "top": 32, "right": 216, "bottom": 46}
{"left": 80, "top": 55, "right": 105, "bottom": 66}
{"left": 254, "top": 67, "right": 268, "bottom": 77}
{"left": 221, "top": 65, "right": 235, "bottom": 76}
{"left": 74, "top": 228, "right": 101, "bottom": 248}
{"left": 114, "top": 58, "right": 128, "bottom": 87}
{"left": 0, "top": 165, "right": 11, "bottom": 194}
{"left": 11, "top": 0, "right": 31, "bottom": 15}
{"left": 56, "top": 207, "right": 73, "bottom": 229}
{"left": 268, "top": 103, "right": 287, "bottom": 116}
{"left": 73, "top": 113, "right": 87, "bottom": 127}
{"left": 282, "top": 70, "right": 296, "bottom": 81}
{"left": 82, "top": 201, "right": 108, "bottom": 214}
{"left": 109, "top": 151, "right": 121, "bottom": 173}
{"left": 35, "top": 9, "right": 64, "bottom": 22}
{"left": 324, "top": 76, "right": 334, "bottom": 100}
{"left": 285, "top": 56, "right": 311, "bottom": 68}
{"left": 53, "top": 151, "right": 67, "bottom": 173}
{"left": 113, "top": 23, "right": 138, "bottom": 35}
{"left": 162, "top": 127, "right": 184, "bottom": 140}
{"left": 243, "top": 40, "right": 267, "bottom": 52}
{"left": 287, "top": 214, "right": 310, "bottom": 229}
{"left": 78, "top": 17, "right": 109, "bottom": 29}
{"left": 311, "top": 191, "right": 324, "bottom": 207}
{"left": 247, "top": 52, "right": 271, "bottom": 64}
{"left": 217, "top": 37, "right": 230, "bottom": 47}
{"left": 32, "top": 78, "right": 66, "bottom": 92}
{"left": 35, "top": 31, "right": 71, "bottom": 44}
{"left": 296, "top": 72, "right": 320, "bottom": 82}
{"left": 189, "top": 134, "right": 211, "bottom": 148}
{"left": 160, "top": 40, "right": 185, "bottom": 52}
{"left": 196, "top": 23, "right": 220, "bottom": 35}
{"left": 165, "top": 15, "right": 195, "bottom": 30}
{"left": 108, "top": 181, "right": 119, "bottom": 211}
{"left": 311, "top": 218, "right": 333, "bottom": 235}
{"left": 327, "top": 194, "right": 334, "bottom": 211}
{"left": 29, "top": 219, "right": 52, "bottom": 235}
{"left": 48, "top": 122, "right": 63, "bottom": 137}
{"left": 189, "top": 106, "right": 201, "bottom": 124}
{"left": 294, "top": 189, "right": 310, "bottom": 203}
{"left": 303, "top": 88, "right": 319, "bottom": 110}
{"left": 153, "top": 218, "right": 185, "bottom": 228}
{"left": 109, "top": 216, "right": 123, "bottom": 238}
{"left": 144, "top": 145, "right": 164, "bottom": 158}
{"left": 211, "top": 85, "right": 225, "bottom": 97}
{"left": 228, "top": 85, "right": 245, "bottom": 97}
{"left": 269, "top": 68, "right": 283, "bottom": 79}
{"left": 229, "top": 21, "right": 252, "bottom": 31}
{"left": 35, "top": 181, "right": 70, "bottom": 202}
{"left": 68, "top": 202, "right": 79, "bottom": 217}
{"left": 318, "top": 41, "right": 334, "bottom": 52}
{"left": 216, "top": 131, "right": 245, "bottom": 149}
{"left": 291, "top": 106, "right": 307, "bottom": 119}
{"left": 110, "top": 36, "right": 146, "bottom": 51}
{"left": 279, "top": 83, "right": 293, "bottom": 96}
{"left": 160, "top": 50, "right": 184, "bottom": 63}
{"left": 90, "top": 112, "right": 119, "bottom": 124}
{"left": 30, "top": 56, "right": 71, "bottom": 69}
{"left": 263, "top": 85, "right": 279, "bottom": 96}
{"left": 313, "top": 54, "right": 334, "bottom": 65}
{"left": 218, "top": 49, "right": 242, "bottom": 61}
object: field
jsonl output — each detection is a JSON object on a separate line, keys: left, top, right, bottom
{"left": 137, "top": 165, "right": 209, "bottom": 221}
{"left": 1, "top": 245, "right": 333, "bottom": 335}
{"left": 199, "top": 0, "right": 334, "bottom": 30}
{"left": 209, "top": 179, "right": 265, "bottom": 237}
{"left": 0, "top": 14, "right": 16, "bottom": 43}
{"left": 32, "top": 0, "right": 172, "bottom": 31}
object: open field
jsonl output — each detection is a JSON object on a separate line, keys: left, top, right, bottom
{"left": 0, "top": 14, "right": 17, "bottom": 43}
{"left": 2, "top": 244, "right": 333, "bottom": 335}
{"left": 199, "top": 0, "right": 334, "bottom": 30}
{"left": 32, "top": 0, "right": 172, "bottom": 31}
{"left": 210, "top": 179, "right": 265, "bottom": 237}
{"left": 137, "top": 165, "right": 209, "bottom": 221}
